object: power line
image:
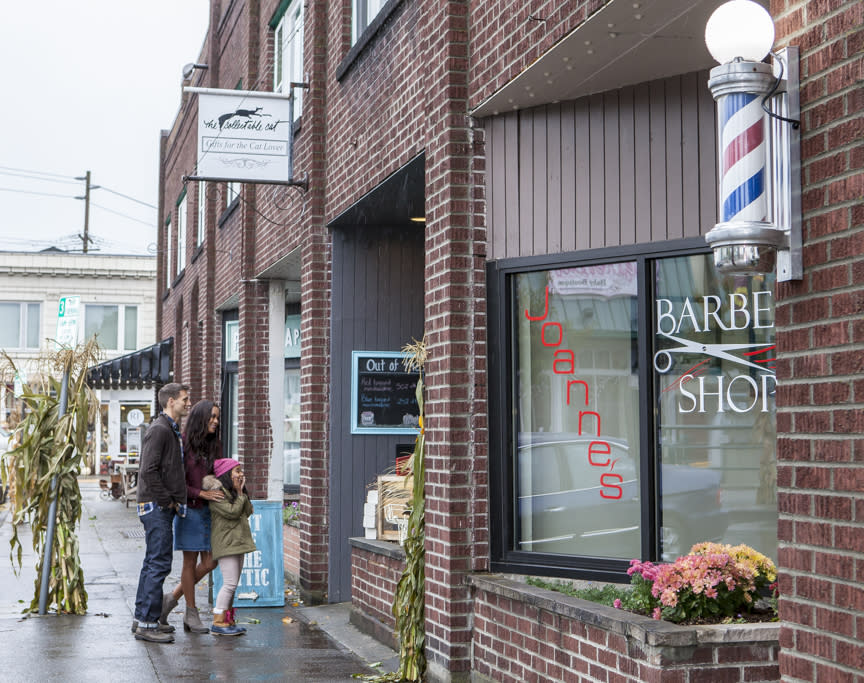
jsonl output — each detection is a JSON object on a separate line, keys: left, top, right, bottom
{"left": 0, "top": 169, "right": 79, "bottom": 185}
{"left": 0, "top": 167, "right": 156, "bottom": 209}
{"left": 0, "top": 186, "right": 76, "bottom": 199}
{"left": 0, "top": 165, "right": 76, "bottom": 180}
{"left": 98, "top": 185, "right": 157, "bottom": 209}
{"left": 90, "top": 202, "right": 156, "bottom": 228}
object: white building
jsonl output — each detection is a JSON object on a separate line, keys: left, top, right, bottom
{"left": 0, "top": 249, "right": 157, "bottom": 471}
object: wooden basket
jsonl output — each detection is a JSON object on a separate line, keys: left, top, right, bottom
{"left": 376, "top": 474, "right": 413, "bottom": 541}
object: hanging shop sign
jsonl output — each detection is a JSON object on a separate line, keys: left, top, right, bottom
{"left": 350, "top": 351, "right": 420, "bottom": 435}
{"left": 186, "top": 88, "right": 294, "bottom": 184}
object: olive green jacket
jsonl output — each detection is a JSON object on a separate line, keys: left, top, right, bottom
{"left": 204, "top": 476, "right": 256, "bottom": 561}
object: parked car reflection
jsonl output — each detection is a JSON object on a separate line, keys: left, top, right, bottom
{"left": 517, "top": 433, "right": 729, "bottom": 561}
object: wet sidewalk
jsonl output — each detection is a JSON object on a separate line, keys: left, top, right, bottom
{"left": 0, "top": 478, "right": 398, "bottom": 682}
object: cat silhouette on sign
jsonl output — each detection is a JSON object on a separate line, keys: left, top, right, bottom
{"left": 218, "top": 107, "right": 271, "bottom": 130}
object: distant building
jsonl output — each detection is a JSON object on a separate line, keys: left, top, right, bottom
{"left": 0, "top": 249, "right": 157, "bottom": 471}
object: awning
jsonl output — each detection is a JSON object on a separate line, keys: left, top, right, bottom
{"left": 87, "top": 338, "right": 173, "bottom": 390}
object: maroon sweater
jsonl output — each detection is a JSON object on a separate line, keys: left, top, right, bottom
{"left": 183, "top": 447, "right": 216, "bottom": 509}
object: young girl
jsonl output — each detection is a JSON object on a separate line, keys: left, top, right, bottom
{"left": 203, "top": 458, "right": 256, "bottom": 636}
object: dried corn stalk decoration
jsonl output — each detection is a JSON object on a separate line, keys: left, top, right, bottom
{"left": 353, "top": 337, "right": 427, "bottom": 683}
{"left": 392, "top": 336, "right": 427, "bottom": 682}
{"left": 1, "top": 340, "right": 101, "bottom": 615}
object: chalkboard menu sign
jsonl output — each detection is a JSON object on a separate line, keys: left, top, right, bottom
{"left": 351, "top": 351, "right": 421, "bottom": 434}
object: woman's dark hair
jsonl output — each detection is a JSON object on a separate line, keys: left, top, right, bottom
{"left": 183, "top": 400, "right": 221, "bottom": 465}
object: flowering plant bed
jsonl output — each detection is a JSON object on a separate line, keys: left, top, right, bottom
{"left": 282, "top": 500, "right": 300, "bottom": 525}
{"left": 529, "top": 542, "right": 778, "bottom": 626}
{"left": 623, "top": 542, "right": 777, "bottom": 623}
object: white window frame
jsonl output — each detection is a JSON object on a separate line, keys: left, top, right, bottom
{"left": 165, "top": 218, "right": 172, "bottom": 288}
{"left": 352, "top": 0, "right": 385, "bottom": 45}
{"left": 0, "top": 302, "right": 41, "bottom": 350}
{"left": 226, "top": 181, "right": 239, "bottom": 208}
{"left": 197, "top": 181, "right": 206, "bottom": 247}
{"left": 274, "top": 0, "right": 304, "bottom": 112}
{"left": 177, "top": 192, "right": 187, "bottom": 275}
{"left": 84, "top": 304, "right": 138, "bottom": 352}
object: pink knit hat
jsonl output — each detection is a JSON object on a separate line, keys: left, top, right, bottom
{"left": 213, "top": 458, "right": 241, "bottom": 478}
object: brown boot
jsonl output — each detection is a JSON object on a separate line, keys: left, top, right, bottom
{"left": 210, "top": 612, "right": 243, "bottom": 636}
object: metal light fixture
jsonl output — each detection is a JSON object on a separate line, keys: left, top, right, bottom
{"left": 704, "top": 0, "right": 801, "bottom": 281}
{"left": 182, "top": 63, "right": 209, "bottom": 80}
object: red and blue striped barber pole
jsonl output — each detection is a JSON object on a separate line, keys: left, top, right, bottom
{"left": 719, "top": 92, "right": 767, "bottom": 223}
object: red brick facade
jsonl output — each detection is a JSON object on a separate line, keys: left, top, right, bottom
{"left": 772, "top": 1, "right": 864, "bottom": 680}
{"left": 158, "top": 0, "right": 862, "bottom": 680}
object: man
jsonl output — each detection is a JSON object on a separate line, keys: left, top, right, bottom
{"left": 133, "top": 383, "right": 190, "bottom": 643}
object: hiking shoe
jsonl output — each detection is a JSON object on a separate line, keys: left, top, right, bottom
{"left": 134, "top": 625, "right": 175, "bottom": 643}
{"left": 130, "top": 620, "right": 175, "bottom": 634}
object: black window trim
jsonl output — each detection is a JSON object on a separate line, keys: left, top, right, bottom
{"left": 335, "top": 0, "right": 404, "bottom": 82}
{"left": 220, "top": 310, "right": 239, "bottom": 450}
{"left": 487, "top": 236, "right": 709, "bottom": 582}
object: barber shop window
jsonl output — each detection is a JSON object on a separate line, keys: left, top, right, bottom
{"left": 488, "top": 241, "right": 777, "bottom": 580}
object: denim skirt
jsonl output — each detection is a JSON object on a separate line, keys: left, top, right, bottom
{"left": 173, "top": 506, "right": 211, "bottom": 552}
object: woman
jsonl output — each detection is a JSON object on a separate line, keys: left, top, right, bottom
{"left": 204, "top": 458, "right": 256, "bottom": 636}
{"left": 161, "top": 400, "right": 224, "bottom": 633}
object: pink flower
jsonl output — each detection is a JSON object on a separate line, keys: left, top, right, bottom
{"left": 613, "top": 599, "right": 622, "bottom": 609}
{"left": 652, "top": 607, "right": 662, "bottom": 620}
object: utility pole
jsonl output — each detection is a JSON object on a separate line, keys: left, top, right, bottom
{"left": 74, "top": 171, "right": 99, "bottom": 253}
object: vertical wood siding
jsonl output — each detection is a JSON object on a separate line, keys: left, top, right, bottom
{"left": 328, "top": 226, "right": 425, "bottom": 602}
{"left": 486, "top": 72, "right": 718, "bottom": 259}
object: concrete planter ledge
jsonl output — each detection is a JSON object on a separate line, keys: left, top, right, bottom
{"left": 468, "top": 573, "right": 780, "bottom": 681}
{"left": 467, "top": 574, "right": 780, "bottom": 648}
{"left": 349, "top": 536, "right": 407, "bottom": 561}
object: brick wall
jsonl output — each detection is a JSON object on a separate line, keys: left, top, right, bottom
{"left": 283, "top": 521, "right": 301, "bottom": 582}
{"left": 468, "top": 0, "right": 601, "bottom": 111}
{"left": 421, "top": 0, "right": 490, "bottom": 676}
{"left": 350, "top": 542, "right": 403, "bottom": 638}
{"left": 471, "top": 577, "right": 780, "bottom": 683}
{"left": 323, "top": 0, "right": 427, "bottom": 220}
{"left": 771, "top": 1, "right": 864, "bottom": 681}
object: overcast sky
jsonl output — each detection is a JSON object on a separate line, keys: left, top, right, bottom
{"left": 0, "top": 1, "right": 209, "bottom": 255}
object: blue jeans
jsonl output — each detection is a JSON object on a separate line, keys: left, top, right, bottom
{"left": 134, "top": 508, "right": 175, "bottom": 623}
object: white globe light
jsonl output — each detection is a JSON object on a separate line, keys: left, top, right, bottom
{"left": 705, "top": 0, "right": 775, "bottom": 64}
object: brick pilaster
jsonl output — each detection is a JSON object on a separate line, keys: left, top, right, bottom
{"left": 422, "top": 0, "right": 490, "bottom": 678}
{"left": 772, "top": 1, "right": 864, "bottom": 680}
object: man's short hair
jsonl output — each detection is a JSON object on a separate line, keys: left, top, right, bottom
{"left": 158, "top": 383, "right": 190, "bottom": 409}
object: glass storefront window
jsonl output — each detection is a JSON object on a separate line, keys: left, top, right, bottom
{"left": 493, "top": 245, "right": 777, "bottom": 577}
{"left": 119, "top": 403, "right": 151, "bottom": 457}
{"left": 284, "top": 367, "right": 300, "bottom": 486}
{"left": 227, "top": 372, "right": 239, "bottom": 460}
{"left": 513, "top": 264, "right": 640, "bottom": 559}
{"left": 654, "top": 257, "right": 776, "bottom": 561}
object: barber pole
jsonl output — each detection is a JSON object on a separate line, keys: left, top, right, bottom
{"left": 719, "top": 92, "right": 767, "bottom": 223}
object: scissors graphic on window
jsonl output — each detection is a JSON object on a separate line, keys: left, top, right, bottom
{"left": 653, "top": 332, "right": 776, "bottom": 374}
